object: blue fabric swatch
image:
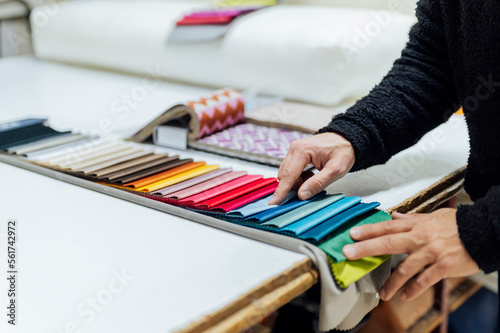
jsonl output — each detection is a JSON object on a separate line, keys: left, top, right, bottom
{"left": 244, "top": 191, "right": 326, "bottom": 223}
{"left": 299, "top": 202, "right": 380, "bottom": 242}
{"left": 280, "top": 196, "right": 361, "bottom": 235}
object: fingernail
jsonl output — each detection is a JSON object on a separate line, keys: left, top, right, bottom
{"left": 350, "top": 227, "right": 361, "bottom": 239}
{"left": 343, "top": 245, "right": 355, "bottom": 258}
{"left": 400, "top": 291, "right": 407, "bottom": 301}
{"left": 299, "top": 189, "right": 312, "bottom": 200}
{"left": 379, "top": 288, "right": 386, "bottom": 300}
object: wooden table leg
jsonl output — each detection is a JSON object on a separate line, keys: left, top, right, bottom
{"left": 432, "top": 279, "right": 451, "bottom": 333}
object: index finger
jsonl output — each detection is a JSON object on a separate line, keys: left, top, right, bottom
{"left": 269, "top": 151, "right": 310, "bottom": 205}
{"left": 343, "top": 233, "right": 413, "bottom": 260}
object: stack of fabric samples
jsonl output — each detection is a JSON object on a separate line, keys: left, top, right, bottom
{"left": 2, "top": 118, "right": 390, "bottom": 288}
{"left": 168, "top": 1, "right": 279, "bottom": 43}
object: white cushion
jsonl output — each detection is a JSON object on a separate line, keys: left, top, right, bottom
{"left": 32, "top": 1, "right": 414, "bottom": 106}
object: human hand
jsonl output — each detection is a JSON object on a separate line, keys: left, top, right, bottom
{"left": 269, "top": 133, "right": 355, "bottom": 205}
{"left": 343, "top": 208, "right": 480, "bottom": 301}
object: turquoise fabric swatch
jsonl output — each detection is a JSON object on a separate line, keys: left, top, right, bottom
{"left": 299, "top": 202, "right": 380, "bottom": 242}
{"left": 226, "top": 191, "right": 297, "bottom": 218}
{"left": 244, "top": 191, "right": 326, "bottom": 223}
{"left": 262, "top": 194, "right": 346, "bottom": 228}
{"left": 279, "top": 196, "right": 360, "bottom": 235}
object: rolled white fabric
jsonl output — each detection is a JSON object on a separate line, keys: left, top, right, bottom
{"left": 31, "top": 1, "right": 414, "bottom": 106}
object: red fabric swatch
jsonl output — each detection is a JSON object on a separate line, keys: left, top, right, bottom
{"left": 176, "top": 16, "right": 234, "bottom": 26}
{"left": 212, "top": 182, "right": 279, "bottom": 213}
{"left": 194, "top": 178, "right": 277, "bottom": 210}
{"left": 178, "top": 175, "right": 262, "bottom": 205}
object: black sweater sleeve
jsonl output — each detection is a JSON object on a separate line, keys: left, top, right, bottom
{"left": 457, "top": 186, "right": 500, "bottom": 273}
{"left": 318, "top": 0, "right": 459, "bottom": 171}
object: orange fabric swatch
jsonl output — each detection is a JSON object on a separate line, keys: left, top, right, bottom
{"left": 123, "top": 161, "right": 205, "bottom": 188}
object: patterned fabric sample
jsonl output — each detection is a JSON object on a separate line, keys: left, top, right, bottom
{"left": 196, "top": 123, "right": 311, "bottom": 159}
{"left": 187, "top": 88, "right": 245, "bottom": 139}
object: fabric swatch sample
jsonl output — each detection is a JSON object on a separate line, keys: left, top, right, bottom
{"left": 187, "top": 88, "right": 245, "bottom": 139}
{"left": 26, "top": 136, "right": 96, "bottom": 162}
{"left": 280, "top": 196, "right": 361, "bottom": 236}
{"left": 162, "top": 169, "right": 244, "bottom": 197}
{"left": 299, "top": 202, "right": 381, "bottom": 242}
{"left": 212, "top": 182, "right": 279, "bottom": 212}
{"left": 195, "top": 178, "right": 277, "bottom": 210}
{"left": 330, "top": 256, "right": 390, "bottom": 289}
{"left": 92, "top": 153, "right": 171, "bottom": 178}
{"left": 178, "top": 175, "right": 262, "bottom": 205}
{"left": 225, "top": 191, "right": 298, "bottom": 218}
{"left": 244, "top": 192, "right": 327, "bottom": 223}
{"left": 45, "top": 141, "right": 125, "bottom": 166}
{"left": 262, "top": 194, "right": 346, "bottom": 228}
{"left": 0, "top": 119, "right": 69, "bottom": 150}
{"left": 318, "top": 210, "right": 391, "bottom": 262}
{"left": 196, "top": 123, "right": 310, "bottom": 159}
{"left": 108, "top": 157, "right": 187, "bottom": 183}
{"left": 124, "top": 161, "right": 205, "bottom": 188}
{"left": 68, "top": 146, "right": 141, "bottom": 171}
{"left": 136, "top": 165, "right": 220, "bottom": 192}
{"left": 79, "top": 149, "right": 154, "bottom": 175}
{"left": 8, "top": 133, "right": 86, "bottom": 155}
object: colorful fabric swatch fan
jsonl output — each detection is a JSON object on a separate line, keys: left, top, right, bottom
{"left": 1, "top": 117, "right": 391, "bottom": 288}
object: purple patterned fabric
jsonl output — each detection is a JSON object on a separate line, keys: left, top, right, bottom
{"left": 197, "top": 123, "right": 311, "bottom": 159}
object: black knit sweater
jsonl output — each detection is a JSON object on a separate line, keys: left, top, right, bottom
{"left": 319, "top": 0, "right": 500, "bottom": 273}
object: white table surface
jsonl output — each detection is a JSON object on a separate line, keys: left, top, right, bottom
{"left": 0, "top": 56, "right": 471, "bottom": 332}
{"left": 0, "top": 162, "right": 307, "bottom": 333}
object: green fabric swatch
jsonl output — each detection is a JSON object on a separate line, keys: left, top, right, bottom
{"left": 318, "top": 210, "right": 391, "bottom": 262}
{"left": 318, "top": 210, "right": 392, "bottom": 288}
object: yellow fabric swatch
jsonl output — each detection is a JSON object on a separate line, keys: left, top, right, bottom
{"left": 329, "top": 255, "right": 390, "bottom": 289}
{"left": 136, "top": 165, "right": 220, "bottom": 192}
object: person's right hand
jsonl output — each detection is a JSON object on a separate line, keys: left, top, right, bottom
{"left": 269, "top": 132, "right": 356, "bottom": 205}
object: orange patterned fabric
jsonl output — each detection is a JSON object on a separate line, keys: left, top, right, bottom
{"left": 187, "top": 88, "right": 245, "bottom": 139}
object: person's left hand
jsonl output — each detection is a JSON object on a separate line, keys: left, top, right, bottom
{"left": 342, "top": 208, "right": 480, "bottom": 301}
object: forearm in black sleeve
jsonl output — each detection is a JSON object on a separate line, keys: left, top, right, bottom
{"left": 318, "top": 0, "right": 460, "bottom": 171}
{"left": 457, "top": 186, "right": 500, "bottom": 273}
